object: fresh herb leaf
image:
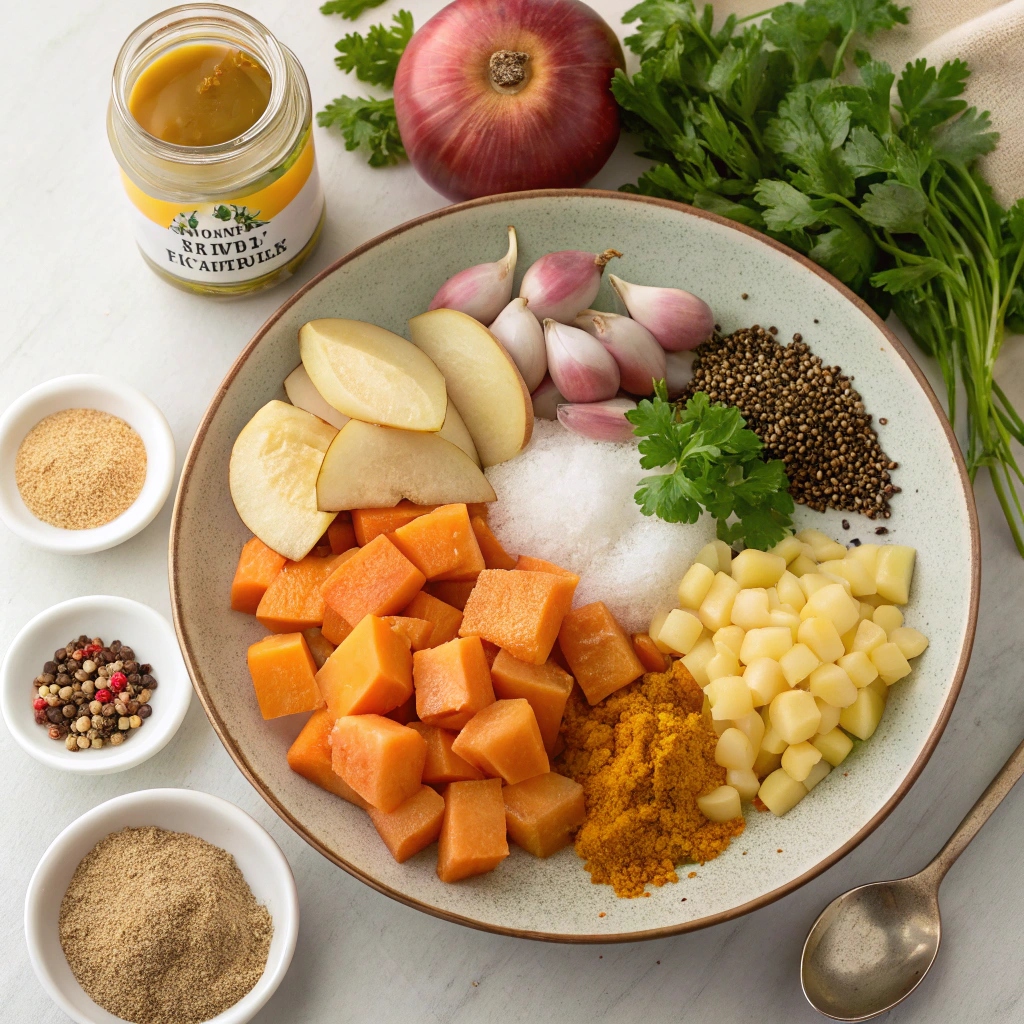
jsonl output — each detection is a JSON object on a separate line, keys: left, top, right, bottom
{"left": 896, "top": 58, "right": 969, "bottom": 133}
{"left": 316, "top": 96, "right": 405, "bottom": 166}
{"left": 859, "top": 180, "right": 927, "bottom": 232}
{"left": 871, "top": 260, "right": 947, "bottom": 293}
{"left": 931, "top": 107, "right": 998, "bottom": 166}
{"left": 334, "top": 10, "right": 413, "bottom": 88}
{"left": 754, "top": 179, "right": 824, "bottom": 230}
{"left": 320, "top": 0, "right": 387, "bottom": 19}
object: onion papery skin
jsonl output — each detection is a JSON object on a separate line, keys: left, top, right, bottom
{"left": 394, "top": 0, "right": 625, "bottom": 201}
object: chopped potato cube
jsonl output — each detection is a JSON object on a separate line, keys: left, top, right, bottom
{"left": 798, "top": 573, "right": 833, "bottom": 599}
{"left": 739, "top": 626, "right": 793, "bottom": 664}
{"left": 711, "top": 716, "right": 731, "bottom": 737}
{"left": 694, "top": 543, "right": 720, "bottom": 572}
{"left": 798, "top": 616, "right": 845, "bottom": 664}
{"left": 781, "top": 740, "right": 822, "bottom": 782}
{"left": 837, "top": 651, "right": 879, "bottom": 688}
{"left": 890, "top": 626, "right": 928, "bottom": 659}
{"left": 871, "top": 642, "right": 912, "bottom": 684}
{"left": 706, "top": 676, "right": 754, "bottom": 720}
{"left": 714, "top": 624, "right": 746, "bottom": 658}
{"left": 771, "top": 536, "right": 805, "bottom": 564}
{"left": 733, "top": 710, "right": 766, "bottom": 750}
{"left": 648, "top": 609, "right": 673, "bottom": 654}
{"left": 802, "top": 758, "right": 831, "bottom": 791}
{"left": 819, "top": 571, "right": 853, "bottom": 595}
{"left": 759, "top": 767, "right": 808, "bottom": 815}
{"left": 867, "top": 675, "right": 889, "bottom": 701}
{"left": 819, "top": 557, "right": 877, "bottom": 597}
{"left": 839, "top": 687, "right": 886, "bottom": 740}
{"left": 745, "top": 658, "right": 789, "bottom": 707}
{"left": 759, "top": 720, "right": 789, "bottom": 755}
{"left": 753, "top": 747, "right": 783, "bottom": 778}
{"left": 713, "top": 540, "right": 733, "bottom": 573}
{"left": 706, "top": 647, "right": 741, "bottom": 682}
{"left": 682, "top": 637, "right": 716, "bottom": 687}
{"left": 769, "top": 607, "right": 801, "bottom": 640}
{"left": 715, "top": 728, "right": 756, "bottom": 770}
{"left": 858, "top": 601, "right": 876, "bottom": 621}
{"left": 731, "top": 549, "right": 787, "bottom": 588}
{"left": 801, "top": 583, "right": 860, "bottom": 635}
{"left": 726, "top": 767, "right": 760, "bottom": 801}
{"left": 876, "top": 545, "right": 916, "bottom": 604}
{"left": 698, "top": 785, "right": 742, "bottom": 822}
{"left": 769, "top": 689, "right": 821, "bottom": 744}
{"left": 779, "top": 642, "right": 821, "bottom": 687}
{"left": 678, "top": 562, "right": 716, "bottom": 609}
{"left": 776, "top": 570, "right": 806, "bottom": 611}
{"left": 873, "top": 604, "right": 904, "bottom": 633}
{"left": 789, "top": 554, "right": 819, "bottom": 578}
{"left": 851, "top": 618, "right": 887, "bottom": 655}
{"left": 656, "top": 608, "right": 704, "bottom": 655}
{"left": 813, "top": 728, "right": 854, "bottom": 767}
{"left": 809, "top": 663, "right": 858, "bottom": 708}
{"left": 731, "top": 589, "right": 771, "bottom": 630}
{"left": 766, "top": 587, "right": 780, "bottom": 610}
{"left": 796, "top": 529, "right": 847, "bottom": 562}
{"left": 699, "top": 572, "right": 742, "bottom": 632}
{"left": 847, "top": 542, "right": 879, "bottom": 575}
{"left": 815, "top": 697, "right": 841, "bottom": 734}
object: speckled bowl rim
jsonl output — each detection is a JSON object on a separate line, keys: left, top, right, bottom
{"left": 168, "top": 189, "right": 980, "bottom": 943}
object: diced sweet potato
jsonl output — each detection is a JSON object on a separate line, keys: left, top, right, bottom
{"left": 470, "top": 515, "right": 516, "bottom": 571}
{"left": 424, "top": 581, "right": 476, "bottom": 611}
{"left": 316, "top": 614, "right": 413, "bottom": 719}
{"left": 437, "top": 778, "right": 509, "bottom": 883}
{"left": 413, "top": 636, "right": 495, "bottom": 730}
{"left": 390, "top": 503, "right": 485, "bottom": 582}
{"left": 369, "top": 785, "right": 446, "bottom": 863}
{"left": 321, "top": 534, "right": 426, "bottom": 627}
{"left": 231, "top": 537, "right": 287, "bottom": 614}
{"left": 255, "top": 552, "right": 341, "bottom": 632}
{"left": 386, "top": 694, "right": 418, "bottom": 725}
{"left": 559, "top": 601, "right": 645, "bottom": 705}
{"left": 286, "top": 708, "right": 370, "bottom": 809}
{"left": 459, "top": 569, "right": 577, "bottom": 665}
{"left": 327, "top": 516, "right": 357, "bottom": 555}
{"left": 502, "top": 772, "right": 586, "bottom": 858}
{"left": 301, "top": 627, "right": 336, "bottom": 669}
{"left": 322, "top": 606, "right": 353, "bottom": 646}
{"left": 514, "top": 555, "right": 580, "bottom": 585}
{"left": 404, "top": 591, "right": 463, "bottom": 647}
{"left": 331, "top": 715, "right": 427, "bottom": 812}
{"left": 351, "top": 502, "right": 438, "bottom": 545}
{"left": 381, "top": 616, "right": 435, "bottom": 651}
{"left": 632, "top": 632, "right": 670, "bottom": 673}
{"left": 247, "top": 632, "right": 324, "bottom": 719}
{"left": 408, "top": 722, "right": 485, "bottom": 783}
{"left": 490, "top": 649, "right": 573, "bottom": 753}
{"left": 481, "top": 640, "right": 501, "bottom": 668}
{"left": 451, "top": 698, "right": 549, "bottom": 785}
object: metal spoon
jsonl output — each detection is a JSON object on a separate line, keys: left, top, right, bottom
{"left": 800, "top": 734, "right": 1024, "bottom": 1021}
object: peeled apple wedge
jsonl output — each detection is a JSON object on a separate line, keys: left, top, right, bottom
{"left": 316, "top": 419, "right": 496, "bottom": 511}
{"left": 299, "top": 318, "right": 447, "bottom": 431}
{"left": 437, "top": 402, "right": 481, "bottom": 467}
{"left": 229, "top": 400, "right": 337, "bottom": 561}
{"left": 408, "top": 308, "right": 532, "bottom": 467}
{"left": 283, "top": 364, "right": 350, "bottom": 430}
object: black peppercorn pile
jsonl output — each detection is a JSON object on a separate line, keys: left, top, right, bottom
{"left": 683, "top": 325, "right": 899, "bottom": 519}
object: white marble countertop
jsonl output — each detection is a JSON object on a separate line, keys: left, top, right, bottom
{"left": 3, "top": 0, "right": 1024, "bottom": 1021}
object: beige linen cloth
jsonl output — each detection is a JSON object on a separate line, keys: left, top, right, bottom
{"left": 720, "top": 0, "right": 1024, "bottom": 205}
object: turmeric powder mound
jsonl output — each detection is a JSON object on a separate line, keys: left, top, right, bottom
{"left": 557, "top": 660, "right": 744, "bottom": 898}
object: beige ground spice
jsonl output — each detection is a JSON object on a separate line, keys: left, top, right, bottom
{"left": 59, "top": 826, "right": 273, "bottom": 1024}
{"left": 15, "top": 408, "right": 147, "bottom": 529}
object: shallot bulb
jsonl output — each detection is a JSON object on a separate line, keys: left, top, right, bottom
{"left": 573, "top": 309, "right": 666, "bottom": 396}
{"left": 520, "top": 248, "right": 622, "bottom": 323}
{"left": 665, "top": 350, "right": 696, "bottom": 397}
{"left": 543, "top": 319, "right": 619, "bottom": 403}
{"left": 530, "top": 375, "right": 565, "bottom": 420}
{"left": 429, "top": 225, "right": 518, "bottom": 323}
{"left": 489, "top": 297, "right": 547, "bottom": 392}
{"left": 608, "top": 274, "right": 714, "bottom": 351}
{"left": 557, "top": 397, "right": 637, "bottom": 442}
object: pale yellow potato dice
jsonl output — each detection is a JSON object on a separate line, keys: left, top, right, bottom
{"left": 819, "top": 570, "right": 854, "bottom": 595}
{"left": 739, "top": 626, "right": 793, "bottom": 664}
{"left": 837, "top": 651, "right": 879, "bottom": 688}
{"left": 713, "top": 539, "right": 733, "bottom": 574}
{"left": 769, "top": 608, "right": 801, "bottom": 640}
{"left": 753, "top": 747, "right": 783, "bottom": 778}
{"left": 858, "top": 601, "right": 876, "bottom": 621}
{"left": 819, "top": 557, "right": 877, "bottom": 597}
{"left": 715, "top": 728, "right": 757, "bottom": 770}
{"left": 851, "top": 618, "right": 887, "bottom": 655}
{"left": 759, "top": 718, "right": 789, "bottom": 755}
{"left": 890, "top": 626, "right": 928, "bottom": 659}
{"left": 871, "top": 641, "right": 912, "bottom": 684}
{"left": 648, "top": 609, "right": 673, "bottom": 654}
{"left": 699, "top": 571, "right": 742, "bottom": 631}
{"left": 698, "top": 785, "right": 742, "bottom": 822}
{"left": 759, "top": 767, "right": 808, "bottom": 815}
{"left": 711, "top": 716, "right": 731, "bottom": 737}
{"left": 800, "top": 583, "right": 860, "bottom": 635}
{"left": 867, "top": 675, "right": 889, "bottom": 701}
{"left": 809, "top": 663, "right": 858, "bottom": 708}
{"left": 745, "top": 657, "right": 790, "bottom": 707}
{"left": 731, "top": 589, "right": 771, "bottom": 630}
{"left": 731, "top": 548, "right": 787, "bottom": 588}
{"left": 726, "top": 767, "right": 761, "bottom": 801}
{"left": 841, "top": 623, "right": 859, "bottom": 654}
{"left": 766, "top": 587, "right": 781, "bottom": 610}
{"left": 733, "top": 710, "right": 766, "bottom": 750}
{"left": 781, "top": 741, "right": 822, "bottom": 782}
{"left": 682, "top": 637, "right": 716, "bottom": 687}
{"left": 796, "top": 528, "right": 847, "bottom": 562}
{"left": 876, "top": 545, "right": 916, "bottom": 604}
{"left": 678, "top": 562, "right": 716, "bottom": 609}
{"left": 798, "top": 616, "right": 845, "bottom": 664}
{"left": 789, "top": 553, "right": 819, "bottom": 578}
{"left": 815, "top": 697, "right": 842, "bottom": 734}
{"left": 776, "top": 570, "right": 806, "bottom": 610}
{"left": 802, "top": 758, "right": 832, "bottom": 792}
{"left": 706, "top": 647, "right": 741, "bottom": 682}
{"left": 847, "top": 542, "right": 879, "bottom": 573}
{"left": 656, "top": 608, "right": 704, "bottom": 655}
{"left": 799, "top": 573, "right": 833, "bottom": 599}
{"left": 813, "top": 728, "right": 854, "bottom": 767}
{"left": 769, "top": 689, "right": 822, "bottom": 744}
{"left": 771, "top": 535, "right": 805, "bottom": 564}
{"left": 707, "top": 675, "right": 754, "bottom": 720}
{"left": 694, "top": 542, "right": 720, "bottom": 571}
{"left": 839, "top": 687, "right": 886, "bottom": 740}
{"left": 873, "top": 604, "right": 904, "bottom": 633}
{"left": 779, "top": 642, "right": 821, "bottom": 686}
{"left": 714, "top": 624, "right": 746, "bottom": 657}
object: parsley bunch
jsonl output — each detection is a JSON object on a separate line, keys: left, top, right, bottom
{"left": 614, "top": 0, "right": 1024, "bottom": 553}
{"left": 627, "top": 383, "right": 795, "bottom": 550}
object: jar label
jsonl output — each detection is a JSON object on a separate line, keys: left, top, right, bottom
{"left": 120, "top": 136, "right": 323, "bottom": 286}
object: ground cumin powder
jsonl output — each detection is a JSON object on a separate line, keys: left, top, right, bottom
{"left": 15, "top": 408, "right": 147, "bottom": 529}
{"left": 558, "top": 661, "right": 745, "bottom": 898}
{"left": 59, "top": 826, "right": 272, "bottom": 1024}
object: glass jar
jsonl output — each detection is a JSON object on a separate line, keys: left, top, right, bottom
{"left": 108, "top": 4, "right": 325, "bottom": 296}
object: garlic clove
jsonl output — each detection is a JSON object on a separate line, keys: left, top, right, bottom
{"left": 557, "top": 397, "right": 638, "bottom": 443}
{"left": 530, "top": 375, "right": 565, "bottom": 420}
{"left": 520, "top": 248, "right": 622, "bottom": 323}
{"left": 607, "top": 274, "right": 714, "bottom": 351}
{"left": 543, "top": 319, "right": 620, "bottom": 403}
{"left": 573, "top": 309, "right": 666, "bottom": 396}
{"left": 489, "top": 297, "right": 547, "bottom": 392}
{"left": 665, "top": 350, "right": 696, "bottom": 397}
{"left": 429, "top": 225, "right": 518, "bottom": 323}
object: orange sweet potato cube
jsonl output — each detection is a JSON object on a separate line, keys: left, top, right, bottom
{"left": 490, "top": 649, "right": 573, "bottom": 753}
{"left": 368, "top": 785, "right": 446, "bottom": 863}
{"left": 315, "top": 614, "right": 413, "bottom": 719}
{"left": 404, "top": 591, "right": 464, "bottom": 647}
{"left": 286, "top": 708, "right": 370, "bottom": 809}
{"left": 327, "top": 516, "right": 357, "bottom": 555}
{"left": 380, "top": 615, "right": 435, "bottom": 651}
{"left": 459, "top": 569, "right": 577, "bottom": 665}
{"left": 437, "top": 779, "right": 509, "bottom": 883}
{"left": 470, "top": 516, "right": 516, "bottom": 570}
{"left": 321, "top": 606, "right": 353, "bottom": 646}
{"left": 424, "top": 581, "right": 476, "bottom": 612}
{"left": 408, "top": 722, "right": 485, "bottom": 784}
{"left": 413, "top": 636, "right": 495, "bottom": 730}
{"left": 321, "top": 534, "right": 426, "bottom": 627}
{"left": 451, "top": 698, "right": 549, "bottom": 785}
{"left": 247, "top": 632, "right": 324, "bottom": 719}
{"left": 514, "top": 555, "right": 580, "bottom": 585}
{"left": 331, "top": 715, "right": 427, "bottom": 812}
{"left": 255, "top": 553, "right": 341, "bottom": 633}
{"left": 301, "top": 627, "right": 336, "bottom": 670}
{"left": 351, "top": 502, "right": 438, "bottom": 545}
{"left": 386, "top": 693, "right": 418, "bottom": 725}
{"left": 231, "top": 537, "right": 287, "bottom": 615}
{"left": 391, "top": 503, "right": 485, "bottom": 581}
{"left": 502, "top": 772, "right": 586, "bottom": 858}
{"left": 632, "top": 632, "right": 670, "bottom": 673}
{"left": 558, "top": 601, "right": 645, "bottom": 704}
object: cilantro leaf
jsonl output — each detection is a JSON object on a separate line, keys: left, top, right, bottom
{"left": 842, "top": 124, "right": 894, "bottom": 175}
{"left": 320, "top": 0, "right": 387, "bottom": 19}
{"left": 622, "top": 0, "right": 698, "bottom": 58}
{"left": 316, "top": 96, "right": 406, "bottom": 166}
{"left": 931, "top": 107, "right": 998, "bottom": 166}
{"left": 896, "top": 59, "right": 969, "bottom": 133}
{"left": 871, "top": 259, "right": 948, "bottom": 293}
{"left": 859, "top": 180, "right": 927, "bottom": 231}
{"left": 334, "top": 10, "right": 413, "bottom": 88}
{"left": 808, "top": 208, "right": 878, "bottom": 287}
{"left": 806, "top": 0, "right": 909, "bottom": 37}
{"left": 754, "top": 179, "right": 824, "bottom": 231}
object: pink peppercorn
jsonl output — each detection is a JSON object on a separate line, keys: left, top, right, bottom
{"left": 33, "top": 697, "right": 47, "bottom": 711}
{"left": 109, "top": 672, "right": 127, "bottom": 693}
{"left": 95, "top": 689, "right": 113, "bottom": 704}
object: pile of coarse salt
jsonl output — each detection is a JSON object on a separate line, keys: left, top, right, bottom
{"left": 485, "top": 419, "right": 716, "bottom": 634}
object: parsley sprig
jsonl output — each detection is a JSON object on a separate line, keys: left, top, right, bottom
{"left": 626, "top": 384, "right": 795, "bottom": 551}
{"left": 320, "top": 0, "right": 388, "bottom": 21}
{"left": 333, "top": 10, "right": 413, "bottom": 87}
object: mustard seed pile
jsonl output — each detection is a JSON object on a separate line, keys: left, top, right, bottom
{"left": 683, "top": 325, "right": 899, "bottom": 519}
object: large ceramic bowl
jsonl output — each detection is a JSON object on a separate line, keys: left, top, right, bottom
{"left": 170, "top": 190, "right": 979, "bottom": 942}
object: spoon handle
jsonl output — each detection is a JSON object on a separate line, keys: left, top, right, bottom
{"left": 926, "top": 734, "right": 1024, "bottom": 883}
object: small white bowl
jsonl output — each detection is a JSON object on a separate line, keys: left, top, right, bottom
{"left": 1, "top": 596, "right": 191, "bottom": 774}
{"left": 0, "top": 374, "right": 176, "bottom": 553}
{"left": 25, "top": 788, "right": 299, "bottom": 1024}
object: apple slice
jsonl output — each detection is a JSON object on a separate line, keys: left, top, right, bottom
{"left": 317, "top": 420, "right": 496, "bottom": 511}
{"left": 408, "top": 308, "right": 533, "bottom": 467}
{"left": 284, "top": 364, "right": 350, "bottom": 430}
{"left": 230, "top": 400, "right": 338, "bottom": 561}
{"left": 438, "top": 401, "right": 480, "bottom": 466}
{"left": 299, "top": 318, "right": 447, "bottom": 431}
